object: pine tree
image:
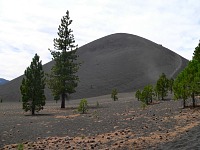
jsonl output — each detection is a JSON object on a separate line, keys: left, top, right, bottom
{"left": 185, "top": 60, "right": 200, "bottom": 107}
{"left": 111, "top": 88, "right": 118, "bottom": 101}
{"left": 140, "top": 85, "right": 154, "bottom": 105}
{"left": 156, "top": 73, "right": 169, "bottom": 100}
{"left": 173, "top": 71, "right": 190, "bottom": 108}
{"left": 168, "top": 78, "right": 174, "bottom": 94}
{"left": 78, "top": 99, "right": 88, "bottom": 114}
{"left": 193, "top": 41, "right": 200, "bottom": 61}
{"left": 47, "top": 10, "right": 80, "bottom": 108}
{"left": 20, "top": 54, "right": 46, "bottom": 115}
{"left": 135, "top": 90, "right": 141, "bottom": 101}
{"left": 173, "top": 60, "right": 200, "bottom": 108}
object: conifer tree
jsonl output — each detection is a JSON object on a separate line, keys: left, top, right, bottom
{"left": 193, "top": 41, "right": 200, "bottom": 61}
{"left": 20, "top": 54, "right": 46, "bottom": 115}
{"left": 47, "top": 10, "right": 80, "bottom": 108}
{"left": 140, "top": 85, "right": 154, "bottom": 105}
{"left": 174, "top": 42, "right": 200, "bottom": 108}
{"left": 156, "top": 73, "right": 169, "bottom": 100}
{"left": 168, "top": 78, "right": 174, "bottom": 94}
{"left": 78, "top": 99, "right": 88, "bottom": 114}
{"left": 173, "top": 71, "right": 190, "bottom": 108}
{"left": 111, "top": 88, "right": 118, "bottom": 101}
{"left": 135, "top": 90, "right": 141, "bottom": 101}
{"left": 173, "top": 60, "right": 200, "bottom": 108}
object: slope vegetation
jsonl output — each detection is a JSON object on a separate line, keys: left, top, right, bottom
{"left": 0, "top": 33, "right": 188, "bottom": 101}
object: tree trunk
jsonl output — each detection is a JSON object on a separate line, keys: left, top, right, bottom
{"left": 61, "top": 93, "right": 65, "bottom": 108}
{"left": 192, "top": 93, "right": 195, "bottom": 108}
{"left": 183, "top": 99, "right": 186, "bottom": 108}
{"left": 32, "top": 105, "right": 35, "bottom": 115}
{"left": 150, "top": 96, "right": 152, "bottom": 103}
{"left": 161, "top": 94, "right": 164, "bottom": 100}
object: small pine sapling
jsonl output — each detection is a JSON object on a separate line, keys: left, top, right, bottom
{"left": 78, "top": 99, "right": 88, "bottom": 114}
{"left": 135, "top": 90, "right": 141, "bottom": 101}
{"left": 111, "top": 88, "right": 118, "bottom": 101}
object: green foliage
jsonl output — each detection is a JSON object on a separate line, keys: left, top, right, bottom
{"left": 168, "top": 78, "right": 174, "bottom": 94}
{"left": 17, "top": 143, "right": 24, "bottom": 150}
{"left": 136, "top": 85, "right": 155, "bottom": 108}
{"left": 0, "top": 98, "right": 2, "bottom": 103}
{"left": 47, "top": 10, "right": 80, "bottom": 108}
{"left": 78, "top": 99, "right": 88, "bottom": 114}
{"left": 173, "top": 60, "right": 200, "bottom": 108}
{"left": 111, "top": 88, "right": 118, "bottom": 101}
{"left": 20, "top": 54, "right": 46, "bottom": 115}
{"left": 154, "top": 86, "right": 160, "bottom": 100}
{"left": 156, "top": 73, "right": 169, "bottom": 100}
{"left": 135, "top": 90, "right": 141, "bottom": 101}
{"left": 140, "top": 85, "right": 154, "bottom": 105}
{"left": 193, "top": 41, "right": 200, "bottom": 61}
{"left": 174, "top": 41, "right": 200, "bottom": 108}
{"left": 173, "top": 72, "right": 189, "bottom": 108}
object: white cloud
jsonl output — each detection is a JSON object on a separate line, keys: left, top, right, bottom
{"left": 0, "top": 0, "right": 200, "bottom": 80}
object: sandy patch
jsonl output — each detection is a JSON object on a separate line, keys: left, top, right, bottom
{"left": 54, "top": 114, "right": 80, "bottom": 119}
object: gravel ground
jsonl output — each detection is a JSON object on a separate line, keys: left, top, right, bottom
{"left": 1, "top": 93, "right": 200, "bottom": 149}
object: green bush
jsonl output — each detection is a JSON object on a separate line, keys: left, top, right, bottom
{"left": 78, "top": 99, "right": 88, "bottom": 114}
{"left": 0, "top": 99, "right": 2, "bottom": 103}
{"left": 17, "top": 143, "right": 24, "bottom": 150}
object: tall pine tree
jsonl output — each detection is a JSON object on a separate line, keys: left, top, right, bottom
{"left": 20, "top": 54, "right": 46, "bottom": 115}
{"left": 47, "top": 10, "right": 80, "bottom": 108}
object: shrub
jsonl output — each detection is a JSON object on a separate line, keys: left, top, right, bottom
{"left": 78, "top": 99, "right": 88, "bottom": 114}
{"left": 111, "top": 88, "right": 118, "bottom": 101}
{"left": 0, "top": 99, "right": 2, "bottom": 103}
{"left": 135, "top": 90, "right": 141, "bottom": 101}
{"left": 17, "top": 143, "right": 24, "bottom": 150}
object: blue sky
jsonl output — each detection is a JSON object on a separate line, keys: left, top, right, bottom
{"left": 0, "top": 0, "right": 200, "bottom": 80}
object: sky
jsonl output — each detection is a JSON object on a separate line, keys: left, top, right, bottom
{"left": 0, "top": 0, "right": 200, "bottom": 80}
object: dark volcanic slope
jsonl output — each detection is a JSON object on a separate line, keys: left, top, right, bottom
{"left": 0, "top": 33, "right": 188, "bottom": 101}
